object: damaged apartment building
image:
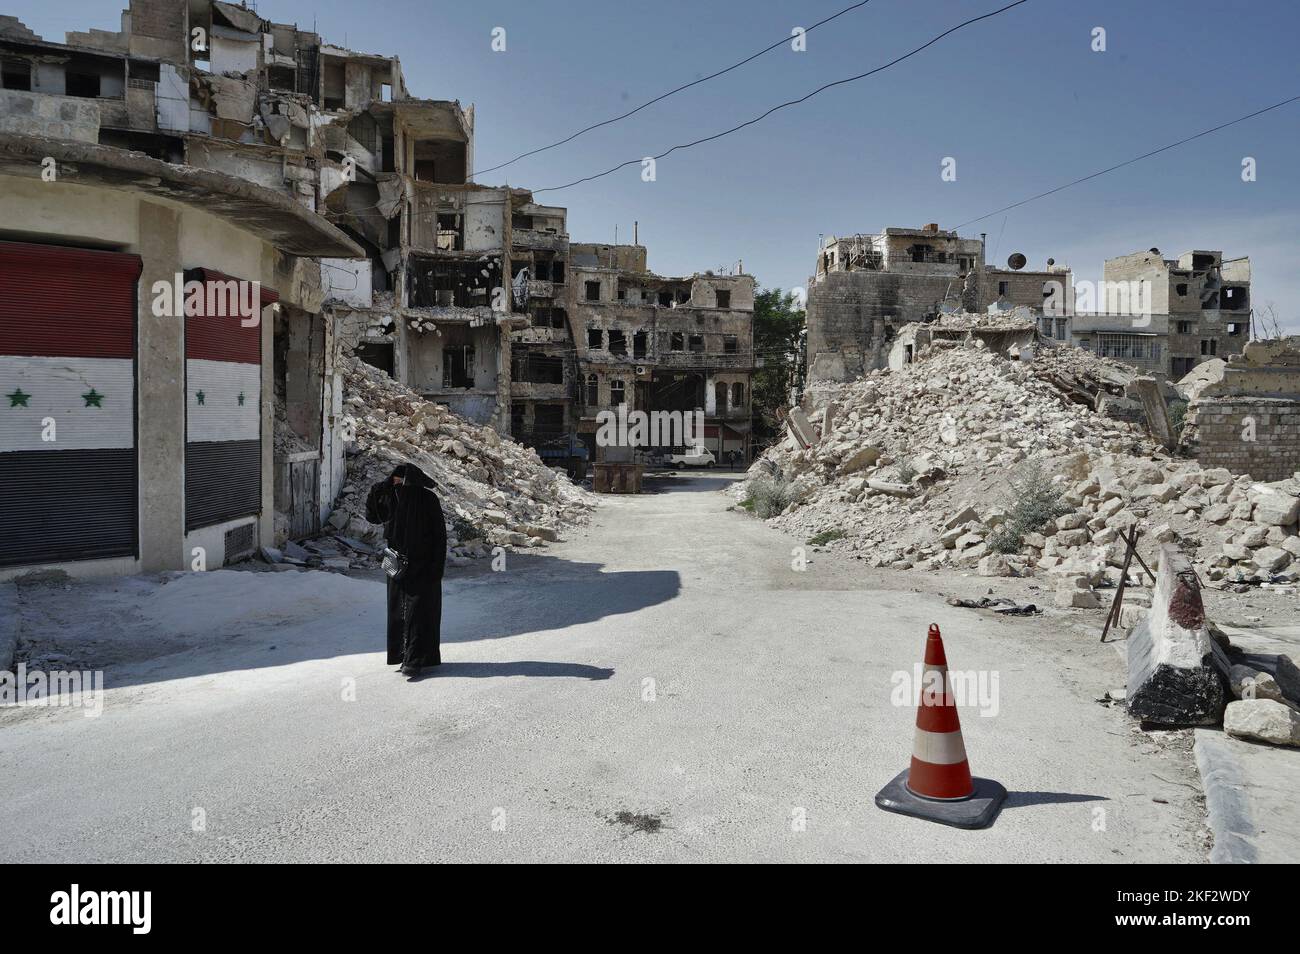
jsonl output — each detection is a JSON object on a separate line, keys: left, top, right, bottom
{"left": 0, "top": 1, "right": 367, "bottom": 576}
{"left": 805, "top": 223, "right": 1254, "bottom": 384}
{"left": 569, "top": 243, "right": 757, "bottom": 463}
{"left": 0, "top": 0, "right": 550, "bottom": 577}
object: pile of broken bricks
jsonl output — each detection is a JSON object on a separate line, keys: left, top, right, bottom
{"left": 741, "top": 340, "right": 1300, "bottom": 611}
{"left": 310, "top": 356, "right": 596, "bottom": 565}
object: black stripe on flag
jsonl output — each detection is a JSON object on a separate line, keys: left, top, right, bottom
{"left": 185, "top": 439, "right": 261, "bottom": 532}
{"left": 0, "top": 448, "right": 137, "bottom": 567}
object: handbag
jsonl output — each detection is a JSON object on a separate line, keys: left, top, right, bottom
{"left": 381, "top": 546, "right": 408, "bottom": 580}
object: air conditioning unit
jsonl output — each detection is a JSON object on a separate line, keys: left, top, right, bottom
{"left": 635, "top": 366, "right": 646, "bottom": 376}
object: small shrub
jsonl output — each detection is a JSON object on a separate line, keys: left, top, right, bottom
{"left": 738, "top": 497, "right": 755, "bottom": 511}
{"left": 1167, "top": 399, "right": 1188, "bottom": 439}
{"left": 450, "top": 514, "right": 483, "bottom": 542}
{"left": 987, "top": 461, "right": 1071, "bottom": 553}
{"left": 749, "top": 474, "right": 793, "bottom": 519}
{"left": 807, "top": 528, "right": 846, "bottom": 546}
{"left": 894, "top": 459, "right": 918, "bottom": 484}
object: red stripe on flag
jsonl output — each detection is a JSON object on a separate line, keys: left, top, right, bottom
{"left": 183, "top": 270, "right": 273, "bottom": 364}
{"left": 0, "top": 241, "right": 140, "bottom": 359}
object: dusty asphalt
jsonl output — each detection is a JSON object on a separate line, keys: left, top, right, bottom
{"left": 0, "top": 473, "right": 1206, "bottom": 862}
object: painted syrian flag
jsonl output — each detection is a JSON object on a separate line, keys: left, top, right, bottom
{"left": 184, "top": 269, "right": 276, "bottom": 531}
{"left": 0, "top": 241, "right": 141, "bottom": 567}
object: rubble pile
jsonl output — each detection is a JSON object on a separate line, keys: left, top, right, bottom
{"left": 741, "top": 340, "right": 1300, "bottom": 602}
{"left": 327, "top": 355, "right": 595, "bottom": 562}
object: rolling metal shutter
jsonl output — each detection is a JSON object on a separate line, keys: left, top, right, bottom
{"left": 0, "top": 240, "right": 141, "bottom": 567}
{"left": 183, "top": 268, "right": 277, "bottom": 532}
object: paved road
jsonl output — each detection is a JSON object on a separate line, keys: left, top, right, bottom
{"left": 0, "top": 473, "right": 1205, "bottom": 862}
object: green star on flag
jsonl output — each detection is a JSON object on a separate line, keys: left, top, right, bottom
{"left": 6, "top": 388, "right": 30, "bottom": 408}
{"left": 196, "top": 390, "right": 206, "bottom": 406}
{"left": 82, "top": 388, "right": 104, "bottom": 408}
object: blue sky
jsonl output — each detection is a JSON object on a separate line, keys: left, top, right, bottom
{"left": 14, "top": 0, "right": 1300, "bottom": 330}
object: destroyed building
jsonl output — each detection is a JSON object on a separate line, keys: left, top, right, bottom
{"left": 805, "top": 224, "right": 1071, "bottom": 381}
{"left": 1066, "top": 249, "right": 1252, "bottom": 378}
{"left": 0, "top": 0, "right": 561, "bottom": 575}
{"left": 568, "top": 243, "right": 757, "bottom": 463}
{"left": 0, "top": 1, "right": 367, "bottom": 577}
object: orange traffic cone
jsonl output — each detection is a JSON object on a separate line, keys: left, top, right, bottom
{"left": 875, "top": 623, "right": 1006, "bottom": 829}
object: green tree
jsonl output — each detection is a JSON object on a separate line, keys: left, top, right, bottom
{"left": 750, "top": 287, "right": 805, "bottom": 450}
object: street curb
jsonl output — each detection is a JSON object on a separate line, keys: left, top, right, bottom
{"left": 1192, "top": 727, "right": 1258, "bottom": 864}
{"left": 0, "top": 581, "right": 17, "bottom": 673}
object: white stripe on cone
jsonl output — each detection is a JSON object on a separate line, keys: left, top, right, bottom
{"left": 912, "top": 727, "right": 969, "bottom": 766}
{"left": 186, "top": 358, "right": 260, "bottom": 443}
{"left": 0, "top": 355, "right": 134, "bottom": 451}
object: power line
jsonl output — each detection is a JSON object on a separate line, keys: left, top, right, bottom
{"left": 532, "top": 0, "right": 1032, "bottom": 194}
{"left": 953, "top": 94, "right": 1300, "bottom": 229}
{"left": 471, "top": 0, "right": 877, "bottom": 178}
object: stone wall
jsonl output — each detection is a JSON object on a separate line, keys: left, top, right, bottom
{"left": 1181, "top": 396, "right": 1300, "bottom": 481}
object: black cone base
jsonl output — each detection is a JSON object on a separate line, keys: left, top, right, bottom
{"left": 874, "top": 769, "right": 1007, "bottom": 830}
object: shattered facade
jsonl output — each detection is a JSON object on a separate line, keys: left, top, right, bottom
{"left": 568, "top": 243, "right": 757, "bottom": 463}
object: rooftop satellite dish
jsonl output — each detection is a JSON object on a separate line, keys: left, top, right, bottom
{"left": 1007, "top": 252, "right": 1027, "bottom": 271}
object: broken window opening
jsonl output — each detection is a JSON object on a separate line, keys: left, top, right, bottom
{"left": 714, "top": 381, "right": 727, "bottom": 409}
{"left": 670, "top": 332, "right": 684, "bottom": 352}
{"left": 512, "top": 353, "right": 564, "bottom": 385}
{"left": 1200, "top": 339, "right": 1218, "bottom": 356}
{"left": 608, "top": 330, "right": 627, "bottom": 355}
{"left": 268, "top": 66, "right": 296, "bottom": 92}
{"left": 1176, "top": 320, "right": 1193, "bottom": 334}
{"left": 587, "top": 328, "right": 603, "bottom": 350}
{"left": 512, "top": 214, "right": 534, "bottom": 230}
{"left": 1175, "top": 283, "right": 1189, "bottom": 296}
{"left": 552, "top": 262, "right": 565, "bottom": 285}
{"left": 436, "top": 213, "right": 463, "bottom": 252}
{"left": 658, "top": 291, "right": 672, "bottom": 307}
{"left": 585, "top": 280, "right": 601, "bottom": 302}
{"left": 1227, "top": 323, "right": 1242, "bottom": 336}
{"left": 585, "top": 374, "right": 599, "bottom": 405}
{"left": 442, "top": 345, "right": 476, "bottom": 389}
{"left": 723, "top": 335, "right": 738, "bottom": 354}
{"left": 610, "top": 379, "right": 626, "bottom": 406}
{"left": 65, "top": 70, "right": 102, "bottom": 99}
{"left": 2, "top": 58, "right": 32, "bottom": 91}
{"left": 551, "top": 307, "right": 567, "bottom": 330}
{"left": 998, "top": 281, "right": 1009, "bottom": 296}
{"left": 409, "top": 257, "right": 499, "bottom": 308}
{"left": 716, "top": 290, "right": 731, "bottom": 309}
{"left": 731, "top": 383, "right": 744, "bottom": 408}
{"left": 1221, "top": 286, "right": 1247, "bottom": 311}
{"left": 688, "top": 335, "right": 704, "bottom": 353}
{"left": 633, "top": 330, "right": 648, "bottom": 359}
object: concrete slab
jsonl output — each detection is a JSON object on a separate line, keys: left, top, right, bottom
{"left": 1194, "top": 727, "right": 1300, "bottom": 864}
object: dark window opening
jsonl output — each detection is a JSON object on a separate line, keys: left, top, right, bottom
{"left": 443, "top": 346, "right": 476, "bottom": 389}
{"left": 587, "top": 328, "right": 603, "bottom": 349}
{"left": 1177, "top": 320, "right": 1192, "bottom": 334}
{"left": 723, "top": 335, "right": 738, "bottom": 354}
{"left": 1200, "top": 339, "right": 1217, "bottom": 356}
{"left": 512, "top": 214, "right": 534, "bottom": 230}
{"left": 714, "top": 381, "right": 727, "bottom": 409}
{"left": 658, "top": 291, "right": 672, "bottom": 307}
{"left": 676, "top": 291, "right": 689, "bottom": 304}
{"left": 511, "top": 402, "right": 526, "bottom": 433}
{"left": 1192, "top": 254, "right": 1215, "bottom": 271}
{"left": 268, "top": 66, "right": 296, "bottom": 92}
{"left": 585, "top": 280, "right": 601, "bottom": 302}
{"left": 688, "top": 334, "right": 704, "bottom": 353}
{"left": 608, "top": 330, "right": 627, "bottom": 355}
{"left": 533, "top": 404, "right": 564, "bottom": 432}
{"left": 617, "top": 287, "right": 626, "bottom": 301}
{"left": 512, "top": 353, "right": 564, "bottom": 384}
{"left": 998, "top": 281, "right": 1009, "bottom": 296}
{"left": 2, "top": 58, "right": 32, "bottom": 91}
{"left": 65, "top": 70, "right": 101, "bottom": 98}
{"left": 354, "top": 341, "right": 394, "bottom": 376}
{"left": 610, "top": 379, "right": 626, "bottom": 405}
{"left": 633, "top": 330, "right": 648, "bottom": 359}
{"left": 550, "top": 307, "right": 567, "bottom": 330}
{"left": 910, "top": 244, "right": 931, "bottom": 263}
{"left": 585, "top": 374, "right": 599, "bottom": 405}
{"left": 551, "top": 262, "right": 564, "bottom": 285}
{"left": 716, "top": 290, "right": 731, "bottom": 309}
{"left": 671, "top": 332, "right": 684, "bottom": 351}
{"left": 1175, "top": 283, "right": 1188, "bottom": 296}
{"left": 1227, "top": 323, "right": 1242, "bottom": 336}
{"left": 731, "top": 382, "right": 744, "bottom": 407}
{"left": 1222, "top": 286, "right": 1247, "bottom": 311}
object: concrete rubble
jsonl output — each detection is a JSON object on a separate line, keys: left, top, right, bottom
{"left": 322, "top": 356, "right": 596, "bottom": 563}
{"left": 738, "top": 334, "right": 1300, "bottom": 610}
